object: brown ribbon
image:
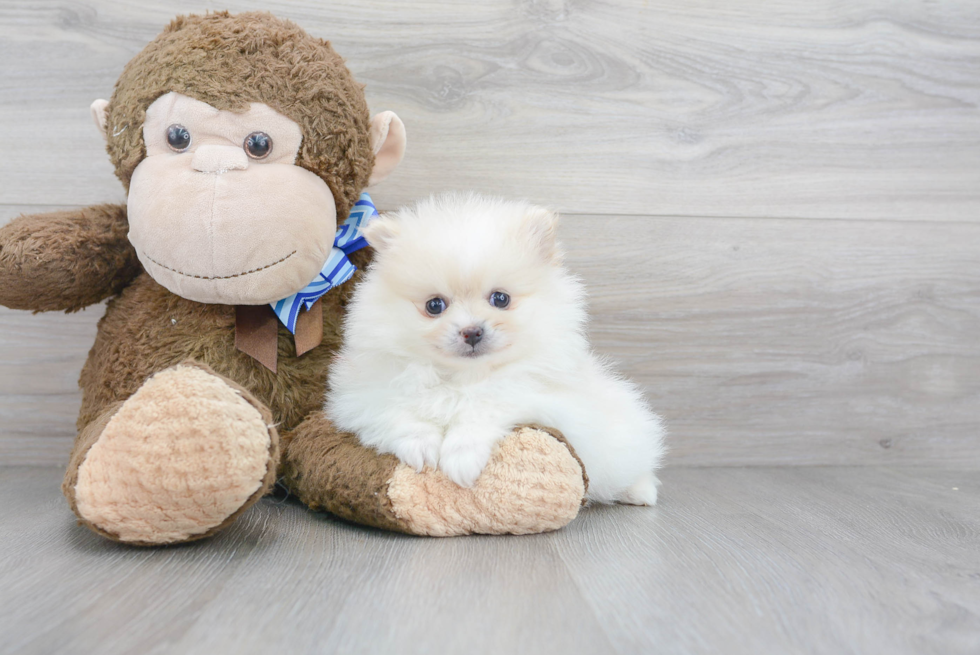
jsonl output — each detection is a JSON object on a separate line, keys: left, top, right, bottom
{"left": 294, "top": 299, "right": 323, "bottom": 357}
{"left": 235, "top": 299, "right": 323, "bottom": 373}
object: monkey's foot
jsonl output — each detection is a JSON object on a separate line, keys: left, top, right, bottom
{"left": 388, "top": 426, "right": 588, "bottom": 536}
{"left": 284, "top": 420, "right": 587, "bottom": 537}
{"left": 66, "top": 362, "right": 278, "bottom": 545}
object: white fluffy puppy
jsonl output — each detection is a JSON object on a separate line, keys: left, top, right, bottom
{"left": 326, "top": 193, "right": 665, "bottom": 505}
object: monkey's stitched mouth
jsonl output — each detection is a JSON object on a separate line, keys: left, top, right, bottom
{"left": 142, "top": 250, "right": 297, "bottom": 280}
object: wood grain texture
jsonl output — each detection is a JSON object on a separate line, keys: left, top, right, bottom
{"left": 0, "top": 1, "right": 978, "bottom": 219}
{"left": 2, "top": 466, "right": 977, "bottom": 654}
{"left": 3, "top": 206, "right": 977, "bottom": 466}
{"left": 566, "top": 214, "right": 980, "bottom": 466}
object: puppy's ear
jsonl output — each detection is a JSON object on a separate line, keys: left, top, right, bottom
{"left": 522, "top": 205, "right": 561, "bottom": 261}
{"left": 363, "top": 216, "right": 401, "bottom": 252}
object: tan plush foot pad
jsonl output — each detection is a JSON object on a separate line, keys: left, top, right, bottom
{"left": 386, "top": 426, "right": 587, "bottom": 537}
{"left": 73, "top": 363, "right": 278, "bottom": 545}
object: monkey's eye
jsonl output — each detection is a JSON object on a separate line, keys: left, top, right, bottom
{"left": 244, "top": 132, "right": 273, "bottom": 159}
{"left": 166, "top": 124, "right": 191, "bottom": 152}
{"left": 489, "top": 291, "right": 511, "bottom": 309}
{"left": 425, "top": 297, "right": 448, "bottom": 316}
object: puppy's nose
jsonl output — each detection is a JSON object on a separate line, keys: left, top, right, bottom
{"left": 461, "top": 326, "right": 483, "bottom": 347}
{"left": 191, "top": 145, "right": 249, "bottom": 174}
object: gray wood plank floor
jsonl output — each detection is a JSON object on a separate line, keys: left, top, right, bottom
{"left": 2, "top": 466, "right": 977, "bottom": 655}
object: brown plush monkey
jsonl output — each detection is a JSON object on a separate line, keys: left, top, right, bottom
{"left": 0, "top": 12, "right": 586, "bottom": 545}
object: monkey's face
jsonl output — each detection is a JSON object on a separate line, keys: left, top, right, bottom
{"left": 126, "top": 92, "right": 338, "bottom": 305}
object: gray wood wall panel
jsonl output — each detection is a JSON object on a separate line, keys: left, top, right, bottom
{"left": 1, "top": 1, "right": 978, "bottom": 466}
{"left": 3, "top": 206, "right": 977, "bottom": 467}
{"left": 0, "top": 0, "right": 978, "bottom": 220}
{"left": 572, "top": 214, "right": 980, "bottom": 466}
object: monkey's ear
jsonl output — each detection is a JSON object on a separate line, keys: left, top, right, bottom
{"left": 368, "top": 111, "right": 406, "bottom": 186}
{"left": 91, "top": 99, "right": 109, "bottom": 139}
{"left": 363, "top": 216, "right": 401, "bottom": 252}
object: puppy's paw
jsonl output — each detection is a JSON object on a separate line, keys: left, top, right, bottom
{"left": 617, "top": 472, "right": 660, "bottom": 506}
{"left": 391, "top": 427, "right": 442, "bottom": 472}
{"left": 439, "top": 444, "right": 492, "bottom": 488}
{"left": 438, "top": 425, "right": 507, "bottom": 487}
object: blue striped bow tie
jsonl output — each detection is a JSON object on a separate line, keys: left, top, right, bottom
{"left": 270, "top": 193, "right": 379, "bottom": 333}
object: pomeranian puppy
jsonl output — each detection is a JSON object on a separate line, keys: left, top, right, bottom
{"left": 325, "top": 194, "right": 665, "bottom": 505}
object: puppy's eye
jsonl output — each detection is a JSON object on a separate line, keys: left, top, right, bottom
{"left": 489, "top": 291, "right": 511, "bottom": 309}
{"left": 244, "top": 131, "right": 273, "bottom": 159}
{"left": 166, "top": 124, "right": 191, "bottom": 152}
{"left": 425, "top": 297, "right": 448, "bottom": 316}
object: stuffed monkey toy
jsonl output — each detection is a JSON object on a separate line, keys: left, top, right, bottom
{"left": 0, "top": 12, "right": 587, "bottom": 545}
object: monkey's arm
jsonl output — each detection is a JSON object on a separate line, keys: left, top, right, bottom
{"left": 0, "top": 204, "right": 142, "bottom": 312}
